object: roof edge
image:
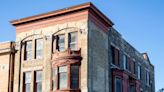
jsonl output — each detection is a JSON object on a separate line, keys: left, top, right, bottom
{"left": 10, "top": 2, "right": 114, "bottom": 26}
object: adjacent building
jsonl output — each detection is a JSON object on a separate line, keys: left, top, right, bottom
{"left": 0, "top": 41, "right": 15, "bottom": 92}
{"left": 0, "top": 2, "right": 155, "bottom": 92}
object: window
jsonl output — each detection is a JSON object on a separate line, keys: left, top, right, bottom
{"left": 111, "top": 46, "right": 115, "bottom": 64}
{"left": 134, "top": 62, "right": 136, "bottom": 74}
{"left": 51, "top": 65, "right": 80, "bottom": 91}
{"left": 128, "top": 58, "right": 131, "bottom": 72}
{"left": 25, "top": 41, "right": 32, "bottom": 60}
{"left": 111, "top": 46, "right": 119, "bottom": 66}
{"left": 115, "top": 77, "right": 122, "bottom": 92}
{"left": 57, "top": 35, "right": 65, "bottom": 52}
{"left": 130, "top": 61, "right": 135, "bottom": 74}
{"left": 24, "top": 72, "right": 31, "bottom": 92}
{"left": 69, "top": 32, "right": 77, "bottom": 50}
{"left": 35, "top": 39, "right": 43, "bottom": 59}
{"left": 137, "top": 65, "right": 141, "bottom": 80}
{"left": 52, "top": 67, "right": 57, "bottom": 90}
{"left": 71, "top": 65, "right": 79, "bottom": 89}
{"left": 34, "top": 71, "right": 42, "bottom": 92}
{"left": 123, "top": 55, "right": 128, "bottom": 70}
{"left": 146, "top": 70, "right": 150, "bottom": 86}
{"left": 59, "top": 66, "right": 67, "bottom": 89}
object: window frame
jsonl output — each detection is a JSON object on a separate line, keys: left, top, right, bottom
{"left": 111, "top": 46, "right": 120, "bottom": 66}
{"left": 145, "top": 69, "right": 150, "bottom": 86}
{"left": 35, "top": 38, "right": 43, "bottom": 59}
{"left": 34, "top": 70, "right": 42, "bottom": 92}
{"left": 56, "top": 34, "right": 65, "bottom": 52}
{"left": 68, "top": 32, "right": 78, "bottom": 51}
{"left": 23, "top": 72, "right": 32, "bottom": 92}
{"left": 58, "top": 65, "right": 68, "bottom": 89}
{"left": 51, "top": 64, "right": 80, "bottom": 91}
{"left": 24, "top": 40, "right": 33, "bottom": 61}
{"left": 115, "top": 77, "right": 122, "bottom": 92}
{"left": 123, "top": 54, "right": 128, "bottom": 70}
{"left": 70, "top": 65, "right": 79, "bottom": 89}
{"left": 137, "top": 65, "right": 141, "bottom": 80}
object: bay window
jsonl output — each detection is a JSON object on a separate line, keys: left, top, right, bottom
{"left": 51, "top": 65, "right": 80, "bottom": 91}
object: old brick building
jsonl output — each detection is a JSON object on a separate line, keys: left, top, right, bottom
{"left": 0, "top": 42, "right": 15, "bottom": 92}
{"left": 0, "top": 2, "right": 155, "bottom": 92}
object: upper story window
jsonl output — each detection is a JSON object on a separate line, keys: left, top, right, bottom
{"left": 123, "top": 54, "right": 128, "bottom": 70}
{"left": 133, "top": 62, "right": 136, "bottom": 74}
{"left": 137, "top": 65, "right": 141, "bottom": 80}
{"left": 57, "top": 35, "right": 65, "bottom": 52}
{"left": 24, "top": 37, "right": 44, "bottom": 61}
{"left": 111, "top": 46, "right": 120, "bottom": 66}
{"left": 115, "top": 77, "right": 122, "bottom": 92}
{"left": 34, "top": 70, "right": 42, "bottom": 92}
{"left": 130, "top": 60, "right": 135, "bottom": 74}
{"left": 53, "top": 32, "right": 78, "bottom": 52}
{"left": 69, "top": 32, "right": 78, "bottom": 50}
{"left": 24, "top": 72, "right": 31, "bottom": 92}
{"left": 35, "top": 38, "right": 43, "bottom": 59}
{"left": 25, "top": 41, "right": 32, "bottom": 60}
{"left": 146, "top": 70, "right": 150, "bottom": 86}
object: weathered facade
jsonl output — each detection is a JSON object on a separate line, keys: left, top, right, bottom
{"left": 0, "top": 2, "right": 155, "bottom": 92}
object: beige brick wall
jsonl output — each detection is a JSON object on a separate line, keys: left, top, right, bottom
{"left": 14, "top": 19, "right": 89, "bottom": 92}
{"left": 0, "top": 54, "right": 10, "bottom": 92}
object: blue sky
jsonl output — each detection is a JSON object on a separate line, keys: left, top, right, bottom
{"left": 0, "top": 0, "right": 163, "bottom": 91}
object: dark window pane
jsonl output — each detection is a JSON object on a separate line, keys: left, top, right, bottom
{"left": 71, "top": 65, "right": 79, "bottom": 89}
{"left": 115, "top": 78, "right": 122, "bottom": 92}
{"left": 111, "top": 46, "right": 115, "bottom": 64}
